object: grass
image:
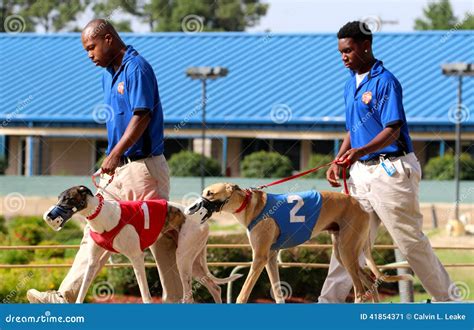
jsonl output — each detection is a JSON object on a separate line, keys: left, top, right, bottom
{"left": 209, "top": 222, "right": 243, "bottom": 233}
{"left": 381, "top": 248, "right": 474, "bottom": 302}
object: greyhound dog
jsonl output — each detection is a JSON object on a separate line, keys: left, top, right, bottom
{"left": 186, "top": 183, "right": 413, "bottom": 303}
{"left": 43, "top": 185, "right": 241, "bottom": 303}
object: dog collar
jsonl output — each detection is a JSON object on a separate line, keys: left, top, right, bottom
{"left": 234, "top": 190, "right": 252, "bottom": 214}
{"left": 86, "top": 194, "right": 105, "bottom": 220}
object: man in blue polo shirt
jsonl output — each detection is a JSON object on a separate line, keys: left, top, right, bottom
{"left": 27, "top": 19, "right": 183, "bottom": 303}
{"left": 318, "top": 21, "right": 455, "bottom": 302}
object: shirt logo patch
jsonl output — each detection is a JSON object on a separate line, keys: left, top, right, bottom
{"left": 117, "top": 82, "right": 125, "bottom": 95}
{"left": 362, "top": 91, "right": 372, "bottom": 104}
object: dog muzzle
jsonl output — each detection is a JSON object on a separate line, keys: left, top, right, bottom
{"left": 43, "top": 205, "right": 76, "bottom": 231}
{"left": 185, "top": 197, "right": 228, "bottom": 224}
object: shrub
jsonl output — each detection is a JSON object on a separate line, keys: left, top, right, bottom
{"left": 7, "top": 216, "right": 47, "bottom": 246}
{"left": 0, "top": 216, "right": 7, "bottom": 235}
{"left": 424, "top": 153, "right": 474, "bottom": 180}
{"left": 34, "top": 240, "right": 65, "bottom": 260}
{"left": 0, "top": 249, "right": 34, "bottom": 265}
{"left": 0, "top": 157, "right": 7, "bottom": 174}
{"left": 241, "top": 151, "right": 293, "bottom": 178}
{"left": 306, "top": 154, "right": 334, "bottom": 179}
{"left": 168, "top": 151, "right": 221, "bottom": 177}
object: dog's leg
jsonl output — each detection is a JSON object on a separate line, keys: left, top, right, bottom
{"left": 75, "top": 242, "right": 106, "bottom": 303}
{"left": 192, "top": 248, "right": 222, "bottom": 303}
{"left": 128, "top": 253, "right": 152, "bottom": 304}
{"left": 115, "top": 225, "right": 152, "bottom": 304}
{"left": 265, "top": 250, "right": 285, "bottom": 303}
{"left": 149, "top": 235, "right": 183, "bottom": 303}
{"left": 176, "top": 220, "right": 209, "bottom": 303}
{"left": 336, "top": 226, "right": 366, "bottom": 303}
{"left": 236, "top": 224, "right": 276, "bottom": 304}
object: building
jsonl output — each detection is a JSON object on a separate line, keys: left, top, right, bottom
{"left": 0, "top": 32, "right": 473, "bottom": 176}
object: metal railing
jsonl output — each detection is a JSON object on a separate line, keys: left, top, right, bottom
{"left": 1, "top": 243, "right": 472, "bottom": 303}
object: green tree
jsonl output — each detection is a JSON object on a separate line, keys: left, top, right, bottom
{"left": 459, "top": 12, "right": 474, "bottom": 29}
{"left": 414, "top": 0, "right": 472, "bottom": 30}
{"left": 19, "top": 0, "right": 90, "bottom": 32}
{"left": 241, "top": 151, "right": 293, "bottom": 178}
{"left": 305, "top": 154, "right": 333, "bottom": 179}
{"left": 168, "top": 150, "right": 221, "bottom": 177}
{"left": 93, "top": 0, "right": 268, "bottom": 32}
{"left": 424, "top": 153, "right": 474, "bottom": 180}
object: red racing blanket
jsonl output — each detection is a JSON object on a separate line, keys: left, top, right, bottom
{"left": 90, "top": 200, "right": 168, "bottom": 253}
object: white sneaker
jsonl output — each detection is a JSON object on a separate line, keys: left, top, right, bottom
{"left": 27, "top": 289, "right": 67, "bottom": 303}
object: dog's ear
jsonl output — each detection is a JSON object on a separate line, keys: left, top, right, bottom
{"left": 225, "top": 183, "right": 240, "bottom": 194}
{"left": 78, "top": 186, "right": 94, "bottom": 197}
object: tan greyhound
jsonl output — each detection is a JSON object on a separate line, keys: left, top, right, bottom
{"left": 186, "top": 183, "right": 413, "bottom": 303}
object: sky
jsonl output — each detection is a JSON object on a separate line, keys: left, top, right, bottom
{"left": 74, "top": 0, "right": 474, "bottom": 33}
{"left": 246, "top": 0, "right": 473, "bottom": 33}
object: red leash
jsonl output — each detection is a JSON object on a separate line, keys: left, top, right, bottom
{"left": 256, "top": 159, "right": 350, "bottom": 195}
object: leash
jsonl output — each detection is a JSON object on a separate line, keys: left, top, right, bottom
{"left": 256, "top": 159, "right": 350, "bottom": 195}
{"left": 92, "top": 169, "right": 121, "bottom": 201}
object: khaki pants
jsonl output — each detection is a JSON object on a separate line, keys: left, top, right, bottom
{"left": 59, "top": 155, "right": 184, "bottom": 302}
{"left": 318, "top": 153, "right": 454, "bottom": 302}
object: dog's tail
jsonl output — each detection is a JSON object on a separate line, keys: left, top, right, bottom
{"left": 198, "top": 248, "right": 243, "bottom": 285}
{"left": 363, "top": 240, "right": 414, "bottom": 283}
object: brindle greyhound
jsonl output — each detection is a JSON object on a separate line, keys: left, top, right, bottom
{"left": 186, "top": 183, "right": 413, "bottom": 303}
{"left": 43, "top": 185, "right": 241, "bottom": 303}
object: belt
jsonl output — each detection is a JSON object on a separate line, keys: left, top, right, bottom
{"left": 118, "top": 154, "right": 150, "bottom": 166}
{"left": 358, "top": 150, "right": 407, "bottom": 166}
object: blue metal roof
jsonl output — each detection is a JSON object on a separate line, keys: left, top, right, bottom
{"left": 0, "top": 31, "right": 473, "bottom": 131}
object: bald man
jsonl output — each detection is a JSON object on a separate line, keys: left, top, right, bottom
{"left": 27, "top": 19, "right": 183, "bottom": 303}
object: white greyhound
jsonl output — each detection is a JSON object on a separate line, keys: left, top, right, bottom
{"left": 43, "top": 185, "right": 241, "bottom": 303}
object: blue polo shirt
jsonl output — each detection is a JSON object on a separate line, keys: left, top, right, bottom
{"left": 344, "top": 60, "right": 413, "bottom": 161}
{"left": 102, "top": 45, "right": 164, "bottom": 157}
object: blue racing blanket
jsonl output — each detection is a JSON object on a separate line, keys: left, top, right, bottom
{"left": 248, "top": 190, "right": 323, "bottom": 250}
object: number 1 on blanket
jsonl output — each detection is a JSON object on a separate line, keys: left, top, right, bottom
{"left": 141, "top": 203, "right": 150, "bottom": 229}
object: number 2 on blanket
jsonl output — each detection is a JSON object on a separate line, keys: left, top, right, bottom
{"left": 141, "top": 203, "right": 150, "bottom": 229}
{"left": 287, "top": 195, "right": 305, "bottom": 223}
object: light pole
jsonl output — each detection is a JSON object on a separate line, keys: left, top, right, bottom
{"left": 441, "top": 63, "right": 474, "bottom": 220}
{"left": 186, "top": 66, "right": 229, "bottom": 191}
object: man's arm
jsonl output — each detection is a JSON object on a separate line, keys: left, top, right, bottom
{"left": 339, "top": 121, "right": 402, "bottom": 163}
{"left": 101, "top": 111, "right": 151, "bottom": 174}
{"left": 327, "top": 131, "right": 351, "bottom": 187}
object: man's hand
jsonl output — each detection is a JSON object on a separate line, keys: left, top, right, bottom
{"left": 101, "top": 153, "right": 121, "bottom": 175}
{"left": 326, "top": 163, "right": 341, "bottom": 187}
{"left": 338, "top": 147, "right": 365, "bottom": 164}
